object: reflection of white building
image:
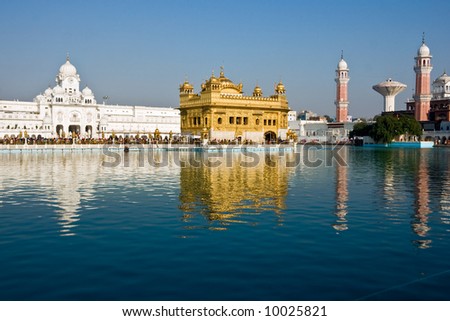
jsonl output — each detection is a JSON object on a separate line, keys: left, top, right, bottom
{"left": 0, "top": 56, "right": 180, "bottom": 139}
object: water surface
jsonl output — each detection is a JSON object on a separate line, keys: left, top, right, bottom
{"left": 1, "top": 147, "right": 450, "bottom": 300}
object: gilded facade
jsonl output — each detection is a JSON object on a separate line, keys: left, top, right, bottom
{"left": 179, "top": 68, "right": 290, "bottom": 143}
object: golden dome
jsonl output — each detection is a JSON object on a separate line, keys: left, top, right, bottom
{"left": 253, "top": 85, "right": 263, "bottom": 97}
{"left": 210, "top": 76, "right": 219, "bottom": 83}
{"left": 218, "top": 66, "right": 232, "bottom": 83}
{"left": 275, "top": 81, "right": 286, "bottom": 94}
{"left": 180, "top": 80, "right": 194, "bottom": 94}
{"left": 180, "top": 80, "right": 193, "bottom": 90}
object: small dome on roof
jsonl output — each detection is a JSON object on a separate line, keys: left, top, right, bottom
{"left": 209, "top": 75, "right": 219, "bottom": 83}
{"left": 44, "top": 87, "right": 53, "bottom": 96}
{"left": 218, "top": 67, "right": 233, "bottom": 83}
{"left": 276, "top": 81, "right": 285, "bottom": 92}
{"left": 253, "top": 85, "right": 263, "bottom": 96}
{"left": 180, "top": 81, "right": 193, "bottom": 90}
{"left": 53, "top": 85, "right": 64, "bottom": 95}
{"left": 417, "top": 43, "right": 431, "bottom": 57}
{"left": 435, "top": 71, "right": 450, "bottom": 83}
{"left": 82, "top": 86, "right": 93, "bottom": 96}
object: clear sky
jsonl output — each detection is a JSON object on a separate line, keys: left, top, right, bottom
{"left": 0, "top": 0, "right": 449, "bottom": 118}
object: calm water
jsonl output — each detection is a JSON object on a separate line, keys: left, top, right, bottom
{"left": 1, "top": 146, "right": 450, "bottom": 300}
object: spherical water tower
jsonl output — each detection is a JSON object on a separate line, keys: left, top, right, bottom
{"left": 372, "top": 78, "right": 407, "bottom": 112}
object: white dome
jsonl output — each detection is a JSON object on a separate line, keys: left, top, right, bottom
{"left": 417, "top": 43, "right": 431, "bottom": 57}
{"left": 44, "top": 87, "right": 53, "bottom": 96}
{"left": 337, "top": 58, "right": 348, "bottom": 70}
{"left": 82, "top": 86, "right": 93, "bottom": 96}
{"left": 53, "top": 85, "right": 64, "bottom": 95}
{"left": 59, "top": 59, "right": 77, "bottom": 76}
{"left": 437, "top": 71, "right": 450, "bottom": 83}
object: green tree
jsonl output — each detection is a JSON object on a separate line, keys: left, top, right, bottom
{"left": 370, "top": 114, "right": 422, "bottom": 143}
{"left": 398, "top": 115, "right": 422, "bottom": 137}
{"left": 350, "top": 121, "right": 372, "bottom": 138}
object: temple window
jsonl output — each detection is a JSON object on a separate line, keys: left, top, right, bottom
{"left": 273, "top": 120, "right": 276, "bottom": 126}
{"left": 268, "top": 120, "right": 272, "bottom": 126}
{"left": 243, "top": 117, "right": 248, "bottom": 125}
{"left": 218, "top": 117, "right": 222, "bottom": 124}
{"left": 236, "top": 117, "right": 241, "bottom": 125}
{"left": 229, "top": 117, "right": 234, "bottom": 124}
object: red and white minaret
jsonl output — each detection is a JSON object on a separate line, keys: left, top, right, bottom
{"left": 335, "top": 52, "right": 349, "bottom": 122}
{"left": 414, "top": 35, "right": 433, "bottom": 121}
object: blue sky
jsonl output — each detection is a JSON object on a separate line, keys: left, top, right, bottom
{"left": 0, "top": 0, "right": 449, "bottom": 118}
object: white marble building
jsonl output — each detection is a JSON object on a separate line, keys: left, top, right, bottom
{"left": 0, "top": 57, "right": 180, "bottom": 139}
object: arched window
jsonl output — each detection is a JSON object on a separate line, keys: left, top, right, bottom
{"left": 218, "top": 117, "right": 222, "bottom": 124}
{"left": 256, "top": 119, "right": 260, "bottom": 125}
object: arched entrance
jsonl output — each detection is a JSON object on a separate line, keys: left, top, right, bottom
{"left": 264, "top": 131, "right": 276, "bottom": 143}
{"left": 69, "top": 125, "right": 80, "bottom": 137}
{"left": 56, "top": 124, "right": 64, "bottom": 137}
{"left": 85, "top": 125, "right": 93, "bottom": 137}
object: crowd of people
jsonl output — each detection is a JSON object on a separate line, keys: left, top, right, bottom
{"left": 1, "top": 135, "right": 291, "bottom": 146}
{"left": 0, "top": 135, "right": 294, "bottom": 145}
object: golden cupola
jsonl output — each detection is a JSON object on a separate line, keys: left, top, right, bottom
{"left": 253, "top": 85, "right": 263, "bottom": 97}
{"left": 179, "top": 80, "right": 194, "bottom": 94}
{"left": 275, "top": 81, "right": 286, "bottom": 95}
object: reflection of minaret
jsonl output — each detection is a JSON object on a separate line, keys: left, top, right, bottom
{"left": 412, "top": 154, "right": 431, "bottom": 248}
{"left": 333, "top": 147, "right": 348, "bottom": 231}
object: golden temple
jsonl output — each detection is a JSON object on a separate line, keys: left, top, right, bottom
{"left": 179, "top": 67, "right": 290, "bottom": 143}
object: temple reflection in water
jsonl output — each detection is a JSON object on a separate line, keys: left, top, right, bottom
{"left": 178, "top": 151, "right": 295, "bottom": 229}
{"left": 0, "top": 152, "right": 98, "bottom": 236}
{"left": 1, "top": 147, "right": 450, "bottom": 246}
